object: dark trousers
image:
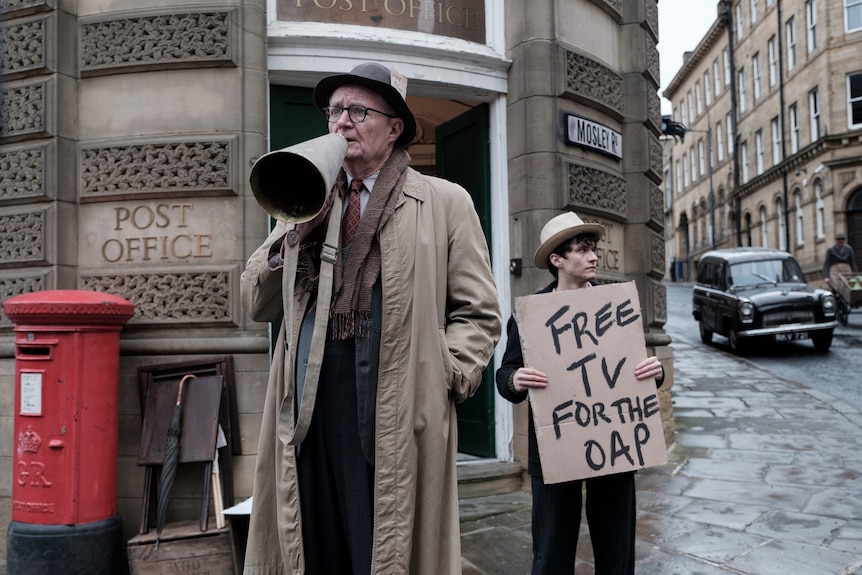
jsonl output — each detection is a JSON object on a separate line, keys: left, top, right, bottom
{"left": 531, "top": 472, "right": 636, "bottom": 575}
{"left": 297, "top": 336, "right": 374, "bottom": 575}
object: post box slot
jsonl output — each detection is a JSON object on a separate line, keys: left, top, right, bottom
{"left": 16, "top": 346, "right": 52, "bottom": 360}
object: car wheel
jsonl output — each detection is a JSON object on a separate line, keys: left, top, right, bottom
{"left": 699, "top": 321, "right": 713, "bottom": 344}
{"left": 812, "top": 330, "right": 833, "bottom": 353}
{"left": 728, "top": 328, "right": 744, "bottom": 355}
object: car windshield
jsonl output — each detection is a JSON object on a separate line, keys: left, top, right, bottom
{"left": 728, "top": 258, "right": 804, "bottom": 287}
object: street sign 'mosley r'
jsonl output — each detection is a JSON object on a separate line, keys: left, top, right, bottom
{"left": 565, "top": 114, "right": 622, "bottom": 159}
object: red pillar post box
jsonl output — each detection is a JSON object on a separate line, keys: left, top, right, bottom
{"left": 4, "top": 290, "right": 134, "bottom": 575}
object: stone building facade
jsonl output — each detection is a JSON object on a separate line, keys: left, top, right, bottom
{"left": 0, "top": 0, "right": 670, "bottom": 567}
{"left": 663, "top": 0, "right": 862, "bottom": 283}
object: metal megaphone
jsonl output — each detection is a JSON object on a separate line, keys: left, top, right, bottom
{"left": 249, "top": 133, "right": 348, "bottom": 223}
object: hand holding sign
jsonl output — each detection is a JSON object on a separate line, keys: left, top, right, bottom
{"left": 515, "top": 281, "right": 667, "bottom": 484}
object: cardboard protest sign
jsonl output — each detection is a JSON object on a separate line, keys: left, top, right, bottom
{"left": 515, "top": 281, "right": 667, "bottom": 484}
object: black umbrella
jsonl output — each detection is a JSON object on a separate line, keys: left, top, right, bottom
{"left": 156, "top": 373, "right": 196, "bottom": 548}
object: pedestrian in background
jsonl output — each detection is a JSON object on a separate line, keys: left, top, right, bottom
{"left": 241, "top": 62, "right": 501, "bottom": 575}
{"left": 495, "top": 211, "right": 664, "bottom": 575}
{"left": 823, "top": 232, "right": 858, "bottom": 286}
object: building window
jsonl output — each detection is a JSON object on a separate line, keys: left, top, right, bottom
{"left": 786, "top": 17, "right": 797, "bottom": 71}
{"left": 696, "top": 81, "right": 703, "bottom": 115}
{"left": 724, "top": 48, "right": 731, "bottom": 85}
{"left": 699, "top": 139, "right": 706, "bottom": 176}
{"left": 714, "top": 59, "right": 722, "bottom": 95}
{"left": 752, "top": 53, "right": 762, "bottom": 101}
{"left": 755, "top": 130, "right": 764, "bottom": 174}
{"left": 676, "top": 160, "right": 682, "bottom": 194}
{"left": 736, "top": 3, "right": 744, "bottom": 39}
{"left": 810, "top": 87, "right": 820, "bottom": 141}
{"left": 741, "top": 141, "right": 750, "bottom": 183}
{"left": 687, "top": 91, "right": 694, "bottom": 124}
{"left": 768, "top": 36, "right": 778, "bottom": 86}
{"left": 771, "top": 116, "right": 782, "bottom": 165}
{"left": 790, "top": 103, "right": 799, "bottom": 153}
{"left": 815, "top": 179, "right": 825, "bottom": 238}
{"left": 776, "top": 199, "right": 786, "bottom": 251}
{"left": 716, "top": 122, "right": 725, "bottom": 162}
{"left": 738, "top": 68, "right": 747, "bottom": 113}
{"left": 760, "top": 205, "right": 769, "bottom": 247}
{"left": 680, "top": 99, "right": 687, "bottom": 126}
{"left": 727, "top": 113, "right": 734, "bottom": 156}
{"left": 846, "top": 0, "right": 862, "bottom": 33}
{"left": 751, "top": 0, "right": 758, "bottom": 23}
{"left": 690, "top": 150, "right": 698, "bottom": 183}
{"left": 806, "top": 0, "right": 817, "bottom": 52}
{"left": 704, "top": 71, "right": 712, "bottom": 106}
{"left": 683, "top": 154, "right": 690, "bottom": 187}
{"left": 795, "top": 191, "right": 805, "bottom": 246}
{"left": 849, "top": 72, "right": 862, "bottom": 128}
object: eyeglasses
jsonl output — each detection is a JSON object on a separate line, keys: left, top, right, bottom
{"left": 322, "top": 105, "right": 396, "bottom": 123}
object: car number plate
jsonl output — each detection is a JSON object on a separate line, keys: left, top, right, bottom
{"left": 775, "top": 331, "right": 807, "bottom": 342}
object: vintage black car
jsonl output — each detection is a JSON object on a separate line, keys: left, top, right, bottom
{"left": 692, "top": 248, "right": 838, "bottom": 353}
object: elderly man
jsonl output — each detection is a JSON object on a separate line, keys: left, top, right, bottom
{"left": 241, "top": 62, "right": 501, "bottom": 575}
{"left": 823, "top": 232, "right": 858, "bottom": 286}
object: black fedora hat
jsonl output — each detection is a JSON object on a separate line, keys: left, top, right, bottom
{"left": 313, "top": 62, "right": 416, "bottom": 147}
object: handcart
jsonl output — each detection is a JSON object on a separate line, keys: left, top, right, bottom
{"left": 833, "top": 272, "right": 862, "bottom": 326}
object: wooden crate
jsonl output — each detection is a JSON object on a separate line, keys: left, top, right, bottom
{"left": 128, "top": 521, "right": 238, "bottom": 575}
{"left": 837, "top": 273, "right": 862, "bottom": 306}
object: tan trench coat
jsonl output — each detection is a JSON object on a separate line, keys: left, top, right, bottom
{"left": 240, "top": 168, "right": 501, "bottom": 575}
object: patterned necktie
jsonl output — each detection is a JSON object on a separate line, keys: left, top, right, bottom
{"left": 341, "top": 178, "right": 363, "bottom": 246}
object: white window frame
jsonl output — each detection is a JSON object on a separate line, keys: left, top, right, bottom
{"left": 809, "top": 87, "right": 820, "bottom": 141}
{"left": 690, "top": 149, "right": 698, "bottom": 182}
{"left": 815, "top": 179, "right": 825, "bottom": 238}
{"left": 698, "top": 139, "right": 706, "bottom": 176}
{"left": 714, "top": 59, "right": 722, "bottom": 95}
{"left": 751, "top": 0, "right": 758, "bottom": 23}
{"left": 727, "top": 113, "right": 734, "bottom": 156}
{"left": 760, "top": 205, "right": 769, "bottom": 247}
{"left": 771, "top": 116, "right": 782, "bottom": 165}
{"left": 806, "top": 0, "right": 817, "bottom": 53}
{"left": 716, "top": 122, "right": 725, "bottom": 162}
{"left": 795, "top": 191, "right": 805, "bottom": 246}
{"left": 696, "top": 81, "right": 703, "bottom": 115}
{"left": 848, "top": 71, "right": 862, "bottom": 129}
{"left": 741, "top": 141, "right": 750, "bottom": 183}
{"left": 704, "top": 71, "right": 712, "bottom": 106}
{"left": 676, "top": 160, "right": 682, "bottom": 194}
{"left": 768, "top": 36, "right": 777, "bottom": 87}
{"left": 687, "top": 91, "right": 694, "bottom": 124}
{"left": 846, "top": 0, "right": 862, "bottom": 33}
{"left": 755, "top": 130, "right": 764, "bottom": 175}
{"left": 786, "top": 17, "right": 797, "bottom": 72}
{"left": 680, "top": 99, "right": 687, "bottom": 127}
{"left": 752, "top": 53, "right": 761, "bottom": 101}
{"left": 776, "top": 199, "right": 786, "bottom": 251}
{"left": 790, "top": 103, "right": 799, "bottom": 153}
{"left": 724, "top": 48, "right": 731, "bottom": 86}
{"left": 683, "top": 154, "right": 690, "bottom": 187}
{"left": 736, "top": 3, "right": 744, "bottom": 39}
{"left": 738, "top": 68, "right": 747, "bottom": 113}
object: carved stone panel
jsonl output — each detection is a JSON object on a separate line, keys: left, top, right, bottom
{"left": 0, "top": 141, "right": 51, "bottom": 202}
{"left": 0, "top": 78, "right": 52, "bottom": 143}
{"left": 79, "top": 10, "right": 237, "bottom": 77}
{"left": 0, "top": 0, "right": 51, "bottom": 19}
{"left": 0, "top": 14, "right": 51, "bottom": 81}
{"left": 563, "top": 50, "right": 624, "bottom": 120}
{"left": 650, "top": 229, "right": 665, "bottom": 276}
{"left": 79, "top": 137, "right": 235, "bottom": 201}
{"left": 0, "top": 209, "right": 45, "bottom": 265}
{"left": 650, "top": 181, "right": 663, "bottom": 228}
{"left": 0, "top": 273, "right": 46, "bottom": 325}
{"left": 79, "top": 268, "right": 235, "bottom": 325}
{"left": 566, "top": 161, "right": 627, "bottom": 219}
{"left": 644, "top": 0, "right": 659, "bottom": 42}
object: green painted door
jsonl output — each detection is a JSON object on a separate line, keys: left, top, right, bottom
{"left": 436, "top": 104, "right": 495, "bottom": 458}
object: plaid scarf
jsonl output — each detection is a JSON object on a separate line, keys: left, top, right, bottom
{"left": 297, "top": 148, "right": 409, "bottom": 339}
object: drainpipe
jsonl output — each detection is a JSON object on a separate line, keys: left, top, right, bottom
{"left": 718, "top": 0, "right": 742, "bottom": 246}
{"left": 777, "top": 0, "right": 791, "bottom": 252}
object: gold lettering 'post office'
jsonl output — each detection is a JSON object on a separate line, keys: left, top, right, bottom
{"left": 514, "top": 281, "right": 667, "bottom": 484}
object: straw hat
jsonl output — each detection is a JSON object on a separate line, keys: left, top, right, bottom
{"left": 533, "top": 212, "right": 605, "bottom": 269}
{"left": 313, "top": 62, "right": 416, "bottom": 147}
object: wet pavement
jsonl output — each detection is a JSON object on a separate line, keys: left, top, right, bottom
{"left": 459, "top": 335, "right": 862, "bottom": 574}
